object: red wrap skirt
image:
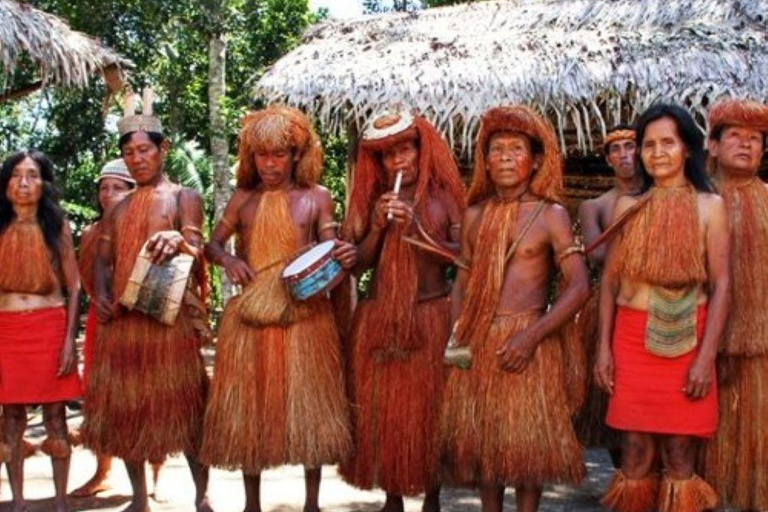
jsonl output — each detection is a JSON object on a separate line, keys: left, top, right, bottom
{"left": 606, "top": 306, "right": 717, "bottom": 438}
{"left": 0, "top": 307, "right": 82, "bottom": 404}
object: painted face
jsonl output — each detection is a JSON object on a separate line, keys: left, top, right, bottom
{"left": 98, "top": 177, "right": 133, "bottom": 212}
{"left": 709, "top": 125, "right": 764, "bottom": 177}
{"left": 606, "top": 138, "right": 637, "bottom": 180}
{"left": 486, "top": 131, "right": 538, "bottom": 189}
{"left": 7, "top": 157, "right": 44, "bottom": 207}
{"left": 121, "top": 132, "right": 166, "bottom": 186}
{"left": 640, "top": 117, "right": 689, "bottom": 182}
{"left": 253, "top": 147, "right": 295, "bottom": 189}
{"left": 380, "top": 139, "right": 419, "bottom": 187}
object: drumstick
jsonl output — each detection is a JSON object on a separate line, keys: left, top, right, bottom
{"left": 387, "top": 170, "right": 403, "bottom": 222}
{"left": 251, "top": 243, "right": 314, "bottom": 276}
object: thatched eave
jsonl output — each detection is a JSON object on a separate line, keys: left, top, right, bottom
{"left": 0, "top": 0, "right": 133, "bottom": 101}
{"left": 255, "top": 0, "right": 768, "bottom": 155}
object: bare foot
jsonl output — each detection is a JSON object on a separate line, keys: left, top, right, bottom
{"left": 120, "top": 500, "right": 151, "bottom": 512}
{"left": 197, "top": 497, "right": 215, "bottom": 512}
{"left": 70, "top": 475, "right": 111, "bottom": 497}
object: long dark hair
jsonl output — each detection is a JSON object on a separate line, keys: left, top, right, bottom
{"left": 0, "top": 151, "right": 65, "bottom": 257}
{"left": 635, "top": 104, "right": 714, "bottom": 193}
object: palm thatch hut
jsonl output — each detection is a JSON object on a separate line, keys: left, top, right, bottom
{"left": 0, "top": 0, "right": 132, "bottom": 102}
{"left": 255, "top": 0, "right": 768, "bottom": 206}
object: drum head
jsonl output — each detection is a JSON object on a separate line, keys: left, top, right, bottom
{"left": 282, "top": 240, "right": 336, "bottom": 277}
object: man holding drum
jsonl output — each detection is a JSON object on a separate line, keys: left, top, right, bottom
{"left": 82, "top": 89, "right": 212, "bottom": 512}
{"left": 339, "top": 109, "right": 466, "bottom": 512}
{"left": 200, "top": 105, "right": 355, "bottom": 512}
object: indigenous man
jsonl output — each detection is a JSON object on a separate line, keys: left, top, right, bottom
{"left": 340, "top": 110, "right": 466, "bottom": 512}
{"left": 579, "top": 125, "right": 640, "bottom": 266}
{"left": 200, "top": 105, "right": 355, "bottom": 512}
{"left": 702, "top": 99, "right": 768, "bottom": 512}
{"left": 72, "top": 159, "right": 167, "bottom": 502}
{"left": 82, "top": 92, "right": 212, "bottom": 512}
{"left": 574, "top": 125, "right": 640, "bottom": 465}
{"left": 595, "top": 104, "right": 729, "bottom": 512}
{"left": 439, "top": 105, "right": 589, "bottom": 512}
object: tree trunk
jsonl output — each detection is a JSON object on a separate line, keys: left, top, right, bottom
{"left": 208, "top": 29, "right": 233, "bottom": 299}
{"left": 209, "top": 33, "right": 229, "bottom": 223}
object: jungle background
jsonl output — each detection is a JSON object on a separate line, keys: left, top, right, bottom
{"left": 0, "top": 0, "right": 466, "bottom": 317}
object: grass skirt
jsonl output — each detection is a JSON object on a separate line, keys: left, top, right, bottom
{"left": 339, "top": 296, "right": 449, "bottom": 496}
{"left": 703, "top": 355, "right": 768, "bottom": 510}
{"left": 573, "top": 289, "right": 621, "bottom": 450}
{"left": 82, "top": 310, "right": 207, "bottom": 462}
{"left": 439, "top": 311, "right": 584, "bottom": 487}
{"left": 200, "top": 296, "right": 351, "bottom": 473}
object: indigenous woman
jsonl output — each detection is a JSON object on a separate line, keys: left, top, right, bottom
{"left": 595, "top": 105, "right": 729, "bottom": 512}
{"left": 0, "top": 150, "right": 82, "bottom": 512}
{"left": 70, "top": 159, "right": 135, "bottom": 498}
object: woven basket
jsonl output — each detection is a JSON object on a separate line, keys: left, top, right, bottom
{"left": 119, "top": 242, "right": 194, "bottom": 326}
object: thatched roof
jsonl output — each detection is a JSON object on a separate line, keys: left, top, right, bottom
{"left": 0, "top": 0, "right": 132, "bottom": 101}
{"left": 255, "top": 0, "right": 768, "bottom": 154}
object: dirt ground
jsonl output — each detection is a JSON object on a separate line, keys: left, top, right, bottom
{"left": 2, "top": 342, "right": 618, "bottom": 512}
{"left": 1, "top": 407, "right": 615, "bottom": 512}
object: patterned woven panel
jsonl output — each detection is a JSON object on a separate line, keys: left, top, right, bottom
{"left": 645, "top": 286, "right": 698, "bottom": 358}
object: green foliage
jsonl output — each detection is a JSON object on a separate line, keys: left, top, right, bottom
{"left": 18, "top": 0, "right": 313, "bottom": 177}
{"left": 2, "top": 0, "right": 474, "bottom": 319}
{"left": 320, "top": 131, "right": 350, "bottom": 220}
{"left": 363, "top": 0, "right": 422, "bottom": 13}
{"left": 165, "top": 137, "right": 213, "bottom": 198}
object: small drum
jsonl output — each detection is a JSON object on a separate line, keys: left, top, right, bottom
{"left": 282, "top": 240, "right": 344, "bottom": 301}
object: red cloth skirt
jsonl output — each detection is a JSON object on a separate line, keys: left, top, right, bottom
{"left": 606, "top": 305, "right": 717, "bottom": 438}
{"left": 0, "top": 307, "right": 82, "bottom": 404}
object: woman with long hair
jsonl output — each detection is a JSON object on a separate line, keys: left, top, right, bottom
{"left": 0, "top": 150, "right": 82, "bottom": 512}
{"left": 595, "top": 104, "right": 730, "bottom": 512}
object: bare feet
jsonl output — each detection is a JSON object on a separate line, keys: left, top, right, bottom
{"left": 120, "top": 499, "right": 151, "bottom": 512}
{"left": 70, "top": 475, "right": 111, "bottom": 497}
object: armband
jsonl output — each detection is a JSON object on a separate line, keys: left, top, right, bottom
{"left": 556, "top": 244, "right": 585, "bottom": 264}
